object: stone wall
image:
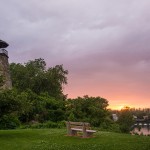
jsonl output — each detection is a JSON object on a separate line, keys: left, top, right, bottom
{"left": 0, "top": 54, "right": 12, "bottom": 90}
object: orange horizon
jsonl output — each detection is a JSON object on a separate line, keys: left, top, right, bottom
{"left": 65, "top": 90, "right": 150, "bottom": 110}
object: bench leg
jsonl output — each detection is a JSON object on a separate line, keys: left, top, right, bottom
{"left": 83, "top": 132, "right": 94, "bottom": 138}
{"left": 66, "top": 122, "right": 72, "bottom": 136}
{"left": 67, "top": 129, "right": 72, "bottom": 136}
{"left": 71, "top": 130, "right": 78, "bottom": 136}
{"left": 86, "top": 132, "right": 94, "bottom": 137}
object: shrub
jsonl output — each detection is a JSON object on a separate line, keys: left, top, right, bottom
{"left": 117, "top": 108, "right": 134, "bottom": 133}
{"left": 0, "top": 115, "right": 20, "bottom": 129}
{"left": 99, "top": 122, "right": 121, "bottom": 133}
{"left": 20, "top": 121, "right": 66, "bottom": 129}
{"left": 119, "top": 124, "right": 130, "bottom": 133}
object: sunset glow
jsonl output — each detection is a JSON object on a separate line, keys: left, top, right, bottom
{"left": 1, "top": 0, "right": 150, "bottom": 109}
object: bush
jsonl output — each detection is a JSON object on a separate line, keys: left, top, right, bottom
{"left": 117, "top": 108, "right": 134, "bottom": 133}
{"left": 0, "top": 115, "right": 20, "bottom": 129}
{"left": 44, "top": 121, "right": 58, "bottom": 128}
{"left": 20, "top": 121, "right": 66, "bottom": 129}
{"left": 119, "top": 124, "right": 130, "bottom": 133}
{"left": 99, "top": 122, "right": 121, "bottom": 133}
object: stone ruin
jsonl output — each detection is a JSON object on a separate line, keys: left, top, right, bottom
{"left": 0, "top": 39, "right": 12, "bottom": 89}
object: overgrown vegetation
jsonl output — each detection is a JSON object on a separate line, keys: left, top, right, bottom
{"left": 66, "top": 96, "right": 109, "bottom": 127}
{"left": 117, "top": 108, "right": 134, "bottom": 133}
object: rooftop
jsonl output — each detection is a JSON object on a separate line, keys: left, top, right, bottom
{"left": 0, "top": 40, "right": 9, "bottom": 48}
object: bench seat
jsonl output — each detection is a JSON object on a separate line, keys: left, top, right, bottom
{"left": 86, "top": 129, "right": 96, "bottom": 133}
{"left": 71, "top": 128, "right": 96, "bottom": 133}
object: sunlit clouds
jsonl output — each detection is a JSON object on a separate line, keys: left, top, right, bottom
{"left": 0, "top": 0, "right": 150, "bottom": 109}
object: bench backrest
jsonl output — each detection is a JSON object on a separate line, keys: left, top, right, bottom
{"left": 66, "top": 121, "right": 91, "bottom": 130}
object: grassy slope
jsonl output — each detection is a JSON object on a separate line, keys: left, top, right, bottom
{"left": 0, "top": 129, "right": 150, "bottom": 150}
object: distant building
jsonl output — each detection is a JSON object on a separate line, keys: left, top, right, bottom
{"left": 0, "top": 40, "right": 12, "bottom": 89}
{"left": 133, "top": 115, "right": 137, "bottom": 120}
{"left": 112, "top": 114, "right": 118, "bottom": 121}
{"left": 143, "top": 116, "right": 148, "bottom": 120}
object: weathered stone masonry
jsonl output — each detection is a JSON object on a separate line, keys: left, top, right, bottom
{"left": 0, "top": 40, "right": 12, "bottom": 89}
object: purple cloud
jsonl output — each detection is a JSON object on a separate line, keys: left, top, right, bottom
{"left": 0, "top": 0, "right": 150, "bottom": 108}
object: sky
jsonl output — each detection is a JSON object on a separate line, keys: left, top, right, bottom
{"left": 0, "top": 0, "right": 150, "bottom": 109}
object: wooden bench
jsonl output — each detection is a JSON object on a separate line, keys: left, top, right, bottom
{"left": 66, "top": 121, "right": 96, "bottom": 138}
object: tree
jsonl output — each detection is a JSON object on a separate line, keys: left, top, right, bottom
{"left": 17, "top": 90, "right": 65, "bottom": 123}
{"left": 10, "top": 63, "right": 29, "bottom": 91}
{"left": 0, "top": 89, "right": 21, "bottom": 117}
{"left": 0, "top": 58, "right": 68, "bottom": 127}
{"left": 45, "top": 65, "right": 68, "bottom": 99}
{"left": 117, "top": 107, "right": 134, "bottom": 133}
{"left": 0, "top": 89, "right": 21, "bottom": 129}
{"left": 0, "top": 88, "right": 66, "bottom": 127}
{"left": 10, "top": 58, "right": 68, "bottom": 100}
{"left": 65, "top": 95, "right": 109, "bottom": 126}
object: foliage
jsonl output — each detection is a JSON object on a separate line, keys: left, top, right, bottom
{"left": 17, "top": 90, "right": 65, "bottom": 123}
{"left": 0, "top": 58, "right": 68, "bottom": 129}
{"left": 0, "top": 89, "right": 21, "bottom": 117}
{"left": 68, "top": 112, "right": 75, "bottom": 121}
{"left": 65, "top": 95, "right": 109, "bottom": 126}
{"left": 0, "top": 88, "right": 65, "bottom": 129}
{"left": 21, "top": 121, "right": 65, "bottom": 129}
{"left": 0, "top": 115, "right": 20, "bottom": 129}
{"left": 98, "top": 115, "right": 121, "bottom": 133}
{"left": 111, "top": 108, "right": 150, "bottom": 120}
{"left": 10, "top": 58, "right": 68, "bottom": 100}
{"left": 117, "top": 107, "right": 135, "bottom": 133}
{"left": 130, "top": 108, "right": 150, "bottom": 119}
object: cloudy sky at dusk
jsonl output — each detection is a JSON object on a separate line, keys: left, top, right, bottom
{"left": 1, "top": 0, "right": 150, "bottom": 109}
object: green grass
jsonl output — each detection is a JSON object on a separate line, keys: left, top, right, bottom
{"left": 0, "top": 129, "right": 150, "bottom": 150}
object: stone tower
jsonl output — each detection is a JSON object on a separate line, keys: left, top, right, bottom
{"left": 0, "top": 39, "right": 12, "bottom": 89}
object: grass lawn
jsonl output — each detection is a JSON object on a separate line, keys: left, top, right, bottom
{"left": 0, "top": 129, "right": 150, "bottom": 150}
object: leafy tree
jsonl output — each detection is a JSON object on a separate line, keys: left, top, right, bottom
{"left": 117, "top": 107, "right": 134, "bottom": 133}
{"left": 0, "top": 88, "right": 65, "bottom": 126}
{"left": 9, "top": 63, "right": 29, "bottom": 91}
{"left": 32, "top": 92, "right": 65, "bottom": 122}
{"left": 45, "top": 65, "right": 68, "bottom": 99}
{"left": 65, "top": 95, "right": 109, "bottom": 126}
{"left": 0, "top": 58, "right": 68, "bottom": 128}
{"left": 16, "top": 90, "right": 65, "bottom": 123}
{"left": 10, "top": 58, "right": 68, "bottom": 100}
{"left": 0, "top": 89, "right": 21, "bottom": 129}
{"left": 0, "top": 89, "right": 21, "bottom": 117}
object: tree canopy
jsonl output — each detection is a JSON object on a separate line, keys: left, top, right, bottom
{"left": 66, "top": 95, "right": 109, "bottom": 126}
{"left": 10, "top": 58, "right": 68, "bottom": 100}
